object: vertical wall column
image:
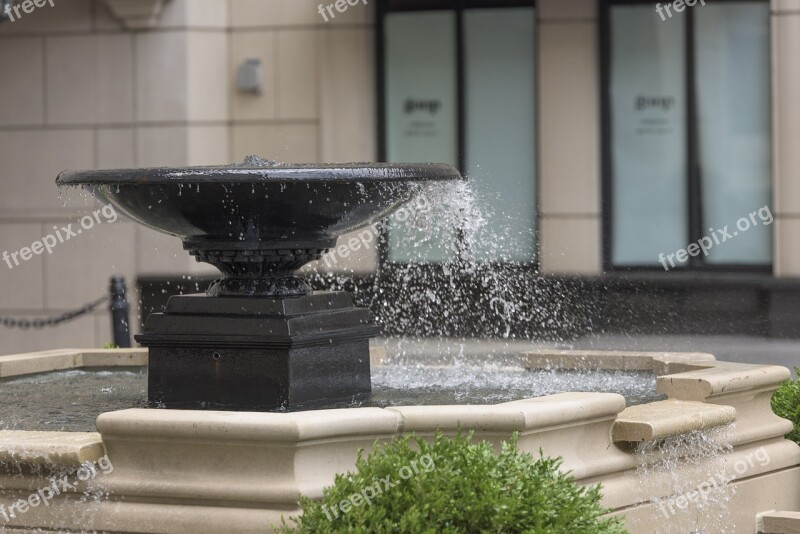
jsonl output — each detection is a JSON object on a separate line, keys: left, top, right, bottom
{"left": 537, "top": 0, "right": 602, "bottom": 275}
{"left": 229, "top": 0, "right": 378, "bottom": 275}
{"left": 772, "top": 0, "right": 800, "bottom": 277}
{"left": 134, "top": 1, "right": 231, "bottom": 279}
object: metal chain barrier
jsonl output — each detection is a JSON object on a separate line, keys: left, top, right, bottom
{"left": 0, "top": 295, "right": 109, "bottom": 330}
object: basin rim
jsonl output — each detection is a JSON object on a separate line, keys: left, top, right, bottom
{"left": 56, "top": 162, "right": 462, "bottom": 185}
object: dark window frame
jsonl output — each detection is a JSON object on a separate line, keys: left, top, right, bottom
{"left": 375, "top": 0, "right": 539, "bottom": 271}
{"left": 599, "top": 0, "right": 773, "bottom": 274}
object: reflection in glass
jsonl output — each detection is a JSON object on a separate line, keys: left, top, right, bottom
{"left": 695, "top": 2, "right": 771, "bottom": 264}
{"left": 610, "top": 5, "right": 688, "bottom": 266}
{"left": 464, "top": 8, "right": 536, "bottom": 262}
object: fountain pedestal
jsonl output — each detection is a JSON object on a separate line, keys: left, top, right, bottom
{"left": 137, "top": 292, "right": 377, "bottom": 410}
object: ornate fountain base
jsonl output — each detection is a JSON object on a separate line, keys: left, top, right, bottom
{"left": 135, "top": 291, "right": 376, "bottom": 410}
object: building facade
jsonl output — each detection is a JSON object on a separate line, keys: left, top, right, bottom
{"left": 0, "top": 0, "right": 797, "bottom": 352}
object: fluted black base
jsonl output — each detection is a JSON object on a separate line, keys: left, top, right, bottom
{"left": 186, "top": 239, "right": 334, "bottom": 297}
{"left": 136, "top": 291, "right": 377, "bottom": 410}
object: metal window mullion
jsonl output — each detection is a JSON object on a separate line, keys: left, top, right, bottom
{"left": 455, "top": 2, "right": 468, "bottom": 263}
{"left": 600, "top": 0, "right": 614, "bottom": 270}
{"left": 686, "top": 8, "right": 704, "bottom": 268}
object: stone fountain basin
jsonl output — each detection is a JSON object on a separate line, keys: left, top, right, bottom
{"left": 0, "top": 348, "right": 797, "bottom": 533}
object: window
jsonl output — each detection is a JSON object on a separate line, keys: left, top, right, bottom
{"left": 602, "top": 0, "right": 772, "bottom": 270}
{"left": 379, "top": 1, "right": 537, "bottom": 264}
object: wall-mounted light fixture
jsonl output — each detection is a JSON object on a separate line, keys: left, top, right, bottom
{"left": 237, "top": 58, "right": 263, "bottom": 95}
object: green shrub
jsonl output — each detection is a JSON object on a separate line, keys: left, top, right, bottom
{"left": 772, "top": 368, "right": 800, "bottom": 445}
{"left": 280, "top": 432, "right": 627, "bottom": 534}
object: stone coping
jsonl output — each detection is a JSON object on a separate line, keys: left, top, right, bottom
{"left": 611, "top": 399, "right": 736, "bottom": 442}
{"left": 657, "top": 360, "right": 792, "bottom": 402}
{"left": 756, "top": 511, "right": 800, "bottom": 534}
{"left": 0, "top": 348, "right": 147, "bottom": 379}
{"left": 0, "top": 431, "right": 105, "bottom": 466}
{"left": 96, "top": 407, "right": 402, "bottom": 443}
{"left": 96, "top": 391, "right": 629, "bottom": 443}
{"left": 521, "top": 349, "right": 718, "bottom": 375}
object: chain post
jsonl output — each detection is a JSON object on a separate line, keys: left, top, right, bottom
{"left": 109, "top": 275, "right": 131, "bottom": 348}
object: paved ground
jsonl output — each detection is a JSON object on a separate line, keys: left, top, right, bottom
{"left": 377, "top": 334, "right": 800, "bottom": 376}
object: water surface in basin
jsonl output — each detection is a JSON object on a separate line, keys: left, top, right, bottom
{"left": 0, "top": 365, "right": 662, "bottom": 432}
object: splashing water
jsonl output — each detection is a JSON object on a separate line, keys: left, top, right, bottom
{"left": 0, "top": 432, "right": 114, "bottom": 527}
{"left": 239, "top": 154, "right": 279, "bottom": 167}
{"left": 308, "top": 177, "right": 596, "bottom": 356}
{"left": 632, "top": 425, "right": 736, "bottom": 534}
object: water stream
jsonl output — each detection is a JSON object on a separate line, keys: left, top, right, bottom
{"left": 632, "top": 426, "right": 736, "bottom": 534}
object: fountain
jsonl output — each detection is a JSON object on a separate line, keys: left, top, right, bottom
{"left": 56, "top": 157, "right": 460, "bottom": 410}
{"left": 0, "top": 158, "right": 797, "bottom": 533}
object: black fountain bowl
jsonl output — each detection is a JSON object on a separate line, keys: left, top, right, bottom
{"left": 81, "top": 180, "right": 417, "bottom": 247}
{"left": 56, "top": 162, "right": 459, "bottom": 248}
{"left": 56, "top": 161, "right": 461, "bottom": 297}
